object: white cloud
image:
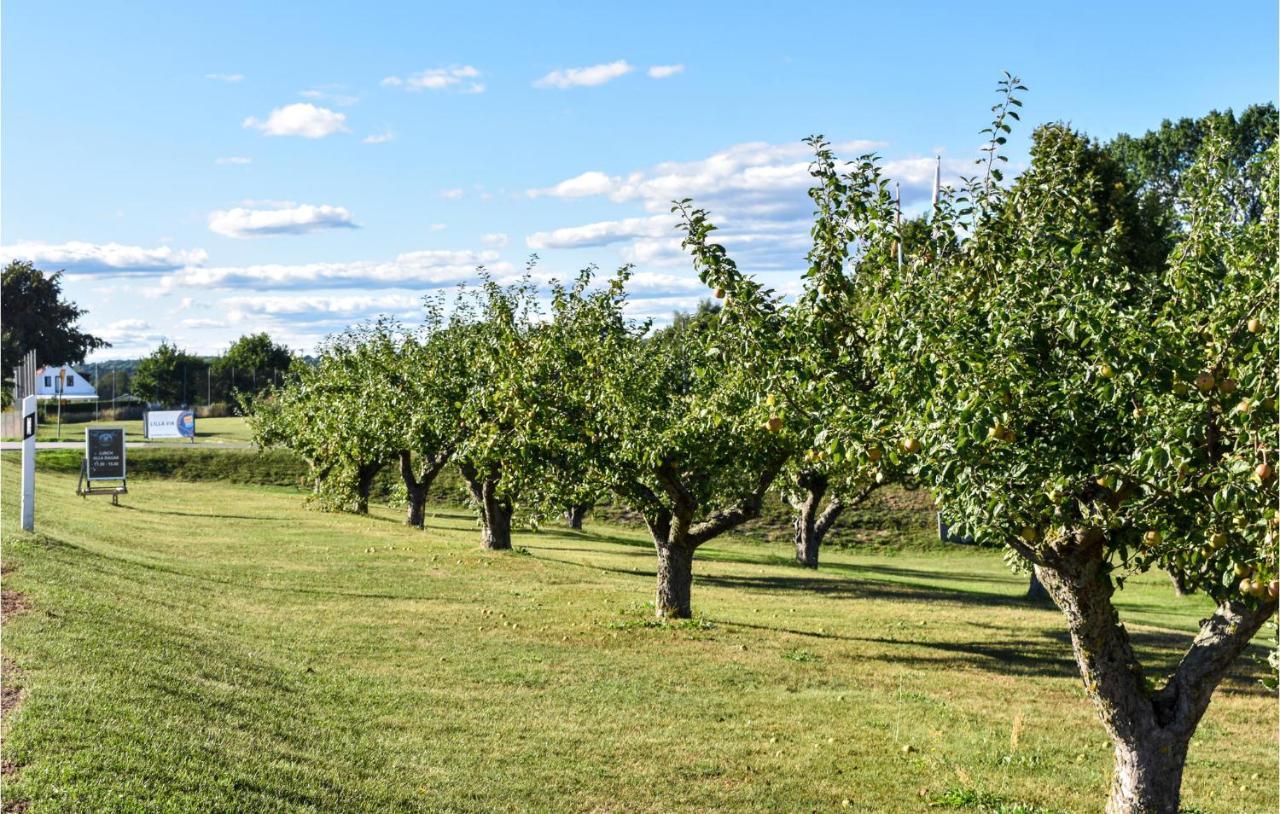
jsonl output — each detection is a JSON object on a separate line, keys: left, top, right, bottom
{"left": 526, "top": 215, "right": 675, "bottom": 250}
{"left": 522, "top": 139, "right": 970, "bottom": 274}
{"left": 207, "top": 204, "right": 358, "bottom": 239}
{"left": 480, "top": 232, "right": 509, "bottom": 248}
{"left": 1, "top": 241, "right": 207, "bottom": 274}
{"left": 299, "top": 86, "right": 359, "bottom": 106}
{"left": 215, "top": 156, "right": 252, "bottom": 165}
{"left": 648, "top": 64, "right": 684, "bottom": 79}
{"left": 440, "top": 188, "right": 465, "bottom": 199}
{"left": 181, "top": 318, "right": 227, "bottom": 329}
{"left": 429, "top": 223, "right": 448, "bottom": 232}
{"left": 528, "top": 170, "right": 617, "bottom": 199}
{"left": 243, "top": 103, "right": 348, "bottom": 138}
{"left": 382, "top": 66, "right": 484, "bottom": 93}
{"left": 92, "top": 319, "right": 169, "bottom": 354}
{"left": 534, "top": 60, "right": 633, "bottom": 89}
{"left": 206, "top": 73, "right": 244, "bottom": 82}
{"left": 164, "top": 249, "right": 507, "bottom": 290}
{"left": 223, "top": 293, "right": 424, "bottom": 320}
{"left": 362, "top": 131, "right": 395, "bottom": 144}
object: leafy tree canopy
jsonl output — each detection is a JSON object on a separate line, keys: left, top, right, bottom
{"left": 214, "top": 332, "right": 293, "bottom": 375}
{"left": 131, "top": 341, "right": 206, "bottom": 406}
{"left": 2, "top": 260, "right": 108, "bottom": 373}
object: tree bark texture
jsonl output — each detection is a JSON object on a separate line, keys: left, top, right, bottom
{"left": 565, "top": 503, "right": 591, "bottom": 530}
{"left": 354, "top": 463, "right": 381, "bottom": 515}
{"left": 640, "top": 456, "right": 785, "bottom": 619}
{"left": 399, "top": 450, "right": 448, "bottom": 528}
{"left": 1033, "top": 528, "right": 1275, "bottom": 814}
{"left": 459, "top": 462, "right": 513, "bottom": 550}
{"left": 790, "top": 472, "right": 847, "bottom": 569}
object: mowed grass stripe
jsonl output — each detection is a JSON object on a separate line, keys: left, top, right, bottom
{"left": 1, "top": 458, "right": 1273, "bottom": 813}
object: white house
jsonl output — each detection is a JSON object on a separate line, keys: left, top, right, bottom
{"left": 34, "top": 364, "right": 98, "bottom": 401}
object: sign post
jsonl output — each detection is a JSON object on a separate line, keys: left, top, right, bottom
{"left": 20, "top": 395, "right": 36, "bottom": 531}
{"left": 77, "top": 427, "right": 127, "bottom": 504}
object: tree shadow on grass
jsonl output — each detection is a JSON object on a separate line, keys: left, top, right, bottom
{"left": 115, "top": 505, "right": 274, "bottom": 522}
{"left": 694, "top": 570, "right": 1037, "bottom": 610}
{"left": 814, "top": 558, "right": 1024, "bottom": 587}
{"left": 32, "top": 535, "right": 450, "bottom": 603}
{"left": 550, "top": 529, "right": 654, "bottom": 550}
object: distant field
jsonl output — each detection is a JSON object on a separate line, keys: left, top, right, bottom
{"left": 0, "top": 460, "right": 1274, "bottom": 813}
{"left": 5, "top": 415, "right": 253, "bottom": 445}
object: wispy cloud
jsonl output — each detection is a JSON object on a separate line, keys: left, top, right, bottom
{"left": 205, "top": 73, "right": 244, "bottom": 83}
{"left": 165, "top": 249, "right": 505, "bottom": 290}
{"left": 526, "top": 215, "right": 674, "bottom": 250}
{"left": 181, "top": 318, "right": 227, "bottom": 329}
{"left": 647, "top": 64, "right": 684, "bottom": 79}
{"left": 534, "top": 60, "right": 633, "bottom": 89}
{"left": 440, "top": 188, "right": 465, "bottom": 199}
{"left": 480, "top": 232, "right": 509, "bottom": 248}
{"left": 243, "top": 103, "right": 348, "bottom": 138}
{"left": 524, "top": 139, "right": 944, "bottom": 272}
{"left": 215, "top": 156, "right": 252, "bottom": 166}
{"left": 207, "top": 203, "right": 358, "bottom": 238}
{"left": 381, "top": 66, "right": 484, "bottom": 93}
{"left": 528, "top": 170, "right": 616, "bottom": 199}
{"left": 1, "top": 241, "right": 207, "bottom": 274}
{"left": 362, "top": 131, "right": 395, "bottom": 144}
{"left": 299, "top": 85, "right": 359, "bottom": 106}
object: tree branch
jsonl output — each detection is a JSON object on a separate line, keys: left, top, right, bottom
{"left": 814, "top": 497, "right": 846, "bottom": 539}
{"left": 1154, "top": 597, "right": 1277, "bottom": 734}
{"left": 687, "top": 456, "right": 785, "bottom": 547}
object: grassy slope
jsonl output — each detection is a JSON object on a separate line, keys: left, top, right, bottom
{"left": 7, "top": 416, "right": 253, "bottom": 445}
{"left": 0, "top": 460, "right": 1274, "bottom": 814}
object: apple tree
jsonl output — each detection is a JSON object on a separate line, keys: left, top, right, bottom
{"left": 879, "top": 103, "right": 1276, "bottom": 814}
{"left": 573, "top": 270, "right": 790, "bottom": 618}
{"left": 250, "top": 321, "right": 405, "bottom": 514}
{"left": 676, "top": 138, "right": 911, "bottom": 569}
{"left": 446, "top": 271, "right": 619, "bottom": 549}
{"left": 395, "top": 298, "right": 471, "bottom": 527}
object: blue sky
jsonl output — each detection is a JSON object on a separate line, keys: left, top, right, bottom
{"left": 3, "top": 1, "right": 1276, "bottom": 360}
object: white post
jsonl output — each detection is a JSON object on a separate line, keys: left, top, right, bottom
{"left": 21, "top": 394, "right": 36, "bottom": 531}
{"left": 931, "top": 155, "right": 942, "bottom": 210}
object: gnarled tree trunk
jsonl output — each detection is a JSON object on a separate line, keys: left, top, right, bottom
{"left": 654, "top": 539, "right": 694, "bottom": 618}
{"left": 642, "top": 458, "right": 784, "bottom": 619}
{"left": 459, "top": 462, "right": 514, "bottom": 550}
{"left": 1033, "top": 527, "right": 1275, "bottom": 814}
{"left": 399, "top": 450, "right": 449, "bottom": 528}
{"left": 565, "top": 503, "right": 591, "bottom": 530}
{"left": 354, "top": 463, "right": 381, "bottom": 515}
{"left": 790, "top": 472, "right": 849, "bottom": 568}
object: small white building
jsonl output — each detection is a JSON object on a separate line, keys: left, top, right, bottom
{"left": 34, "top": 364, "right": 98, "bottom": 401}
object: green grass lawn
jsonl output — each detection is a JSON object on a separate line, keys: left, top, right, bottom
{"left": 10, "top": 416, "right": 253, "bottom": 445}
{"left": 0, "top": 459, "right": 1274, "bottom": 813}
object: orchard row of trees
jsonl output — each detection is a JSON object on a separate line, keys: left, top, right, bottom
{"left": 252, "top": 84, "right": 1276, "bottom": 814}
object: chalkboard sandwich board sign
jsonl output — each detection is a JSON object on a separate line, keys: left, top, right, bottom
{"left": 77, "top": 427, "right": 128, "bottom": 503}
